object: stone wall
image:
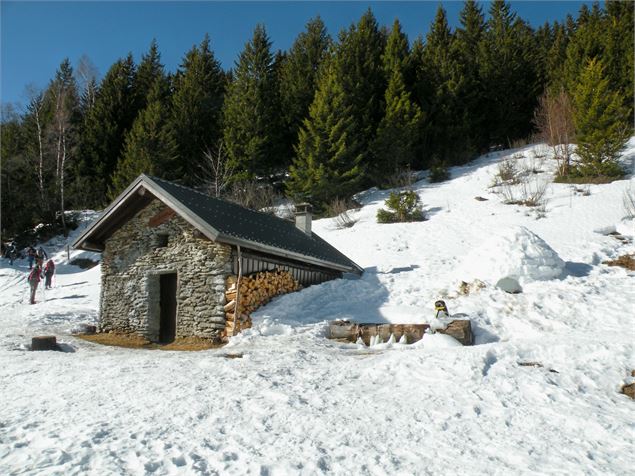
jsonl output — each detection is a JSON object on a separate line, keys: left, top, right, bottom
{"left": 100, "top": 199, "right": 232, "bottom": 342}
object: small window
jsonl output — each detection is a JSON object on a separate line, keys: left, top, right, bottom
{"left": 155, "top": 234, "right": 169, "bottom": 248}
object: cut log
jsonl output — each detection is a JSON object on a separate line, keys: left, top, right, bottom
{"left": 31, "top": 336, "right": 58, "bottom": 351}
{"left": 438, "top": 320, "right": 473, "bottom": 345}
{"left": 223, "top": 300, "right": 236, "bottom": 312}
{"left": 327, "top": 320, "right": 473, "bottom": 346}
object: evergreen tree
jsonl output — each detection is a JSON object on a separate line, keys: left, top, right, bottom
{"left": 109, "top": 79, "right": 178, "bottom": 198}
{"left": 604, "top": 0, "right": 634, "bottom": 118}
{"left": 454, "top": 0, "right": 488, "bottom": 153}
{"left": 373, "top": 20, "right": 423, "bottom": 181}
{"left": 382, "top": 18, "right": 409, "bottom": 75}
{"left": 134, "top": 39, "right": 167, "bottom": 112}
{"left": 545, "top": 21, "right": 570, "bottom": 91}
{"left": 170, "top": 35, "right": 225, "bottom": 183}
{"left": 420, "top": 6, "right": 471, "bottom": 165}
{"left": 480, "top": 0, "right": 539, "bottom": 146}
{"left": 572, "top": 58, "right": 629, "bottom": 177}
{"left": 76, "top": 55, "right": 137, "bottom": 207}
{"left": 279, "top": 17, "right": 331, "bottom": 158}
{"left": 223, "top": 24, "right": 284, "bottom": 178}
{"left": 563, "top": 2, "right": 605, "bottom": 91}
{"left": 287, "top": 61, "right": 364, "bottom": 208}
{"left": 0, "top": 106, "right": 36, "bottom": 236}
{"left": 331, "top": 9, "right": 386, "bottom": 180}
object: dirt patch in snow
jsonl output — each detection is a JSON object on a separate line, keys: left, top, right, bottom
{"left": 78, "top": 333, "right": 224, "bottom": 351}
{"left": 603, "top": 254, "right": 635, "bottom": 271}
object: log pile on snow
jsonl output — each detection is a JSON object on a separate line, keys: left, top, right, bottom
{"left": 328, "top": 320, "right": 473, "bottom": 346}
{"left": 224, "top": 270, "right": 301, "bottom": 337}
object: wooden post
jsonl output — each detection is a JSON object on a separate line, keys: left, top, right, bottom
{"left": 66, "top": 244, "right": 70, "bottom": 263}
{"left": 231, "top": 245, "right": 243, "bottom": 337}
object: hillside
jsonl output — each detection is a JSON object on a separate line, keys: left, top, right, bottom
{"left": 0, "top": 141, "right": 634, "bottom": 475}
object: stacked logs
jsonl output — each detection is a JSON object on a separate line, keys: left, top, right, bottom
{"left": 224, "top": 269, "right": 301, "bottom": 337}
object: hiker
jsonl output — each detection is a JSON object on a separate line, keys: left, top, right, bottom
{"left": 36, "top": 247, "right": 47, "bottom": 267}
{"left": 44, "top": 259, "right": 55, "bottom": 289}
{"left": 28, "top": 264, "right": 42, "bottom": 304}
{"left": 6, "top": 242, "right": 17, "bottom": 265}
{"left": 27, "top": 246, "right": 36, "bottom": 269}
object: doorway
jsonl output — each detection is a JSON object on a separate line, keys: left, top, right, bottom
{"left": 159, "top": 273, "right": 177, "bottom": 343}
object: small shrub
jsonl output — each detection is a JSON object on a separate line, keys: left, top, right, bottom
{"left": 226, "top": 180, "right": 281, "bottom": 213}
{"left": 377, "top": 191, "right": 426, "bottom": 223}
{"left": 492, "top": 157, "right": 521, "bottom": 187}
{"left": 381, "top": 167, "right": 415, "bottom": 189}
{"left": 326, "top": 198, "right": 359, "bottom": 229}
{"left": 429, "top": 161, "right": 450, "bottom": 183}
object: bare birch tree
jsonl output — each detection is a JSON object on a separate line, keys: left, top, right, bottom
{"left": 534, "top": 89, "right": 575, "bottom": 177}
{"left": 200, "top": 142, "right": 235, "bottom": 198}
{"left": 25, "top": 84, "right": 48, "bottom": 211}
{"left": 48, "top": 60, "right": 79, "bottom": 236}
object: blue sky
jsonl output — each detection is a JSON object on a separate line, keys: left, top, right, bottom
{"left": 1, "top": 1, "right": 591, "bottom": 108}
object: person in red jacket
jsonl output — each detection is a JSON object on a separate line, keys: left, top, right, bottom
{"left": 28, "top": 264, "right": 42, "bottom": 304}
{"left": 44, "top": 259, "right": 55, "bottom": 289}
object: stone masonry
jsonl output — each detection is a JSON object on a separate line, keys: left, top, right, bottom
{"left": 100, "top": 199, "right": 232, "bottom": 342}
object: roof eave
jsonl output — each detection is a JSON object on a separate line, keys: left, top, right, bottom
{"left": 217, "top": 233, "right": 362, "bottom": 274}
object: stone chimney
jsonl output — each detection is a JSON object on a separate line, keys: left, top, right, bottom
{"left": 295, "top": 203, "right": 313, "bottom": 236}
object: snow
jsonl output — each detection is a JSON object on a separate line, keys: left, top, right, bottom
{"left": 456, "top": 225, "right": 566, "bottom": 286}
{"left": 1, "top": 143, "right": 634, "bottom": 475}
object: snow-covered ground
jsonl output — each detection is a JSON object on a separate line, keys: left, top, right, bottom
{"left": 1, "top": 142, "right": 634, "bottom": 475}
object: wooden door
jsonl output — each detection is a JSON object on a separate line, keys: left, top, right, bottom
{"left": 159, "top": 273, "right": 177, "bottom": 343}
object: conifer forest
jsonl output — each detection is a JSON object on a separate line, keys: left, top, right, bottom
{"left": 1, "top": 1, "right": 633, "bottom": 237}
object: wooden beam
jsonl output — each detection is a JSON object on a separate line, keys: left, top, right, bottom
{"left": 148, "top": 207, "right": 176, "bottom": 228}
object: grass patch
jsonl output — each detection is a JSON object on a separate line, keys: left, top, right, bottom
{"left": 603, "top": 254, "right": 635, "bottom": 271}
{"left": 77, "top": 332, "right": 225, "bottom": 351}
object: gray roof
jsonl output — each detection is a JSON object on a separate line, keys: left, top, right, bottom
{"left": 73, "top": 175, "right": 363, "bottom": 275}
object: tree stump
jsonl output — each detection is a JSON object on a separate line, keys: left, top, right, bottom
{"left": 31, "top": 336, "right": 57, "bottom": 351}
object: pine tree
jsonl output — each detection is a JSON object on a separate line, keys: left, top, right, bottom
{"left": 135, "top": 39, "right": 167, "bottom": 112}
{"left": 287, "top": 61, "right": 364, "bottom": 209}
{"left": 545, "top": 21, "right": 570, "bottom": 91}
{"left": 279, "top": 17, "right": 331, "bottom": 158}
{"left": 563, "top": 2, "right": 605, "bottom": 92}
{"left": 572, "top": 58, "right": 629, "bottom": 177}
{"left": 76, "top": 55, "right": 137, "bottom": 207}
{"left": 373, "top": 20, "right": 423, "bottom": 181}
{"left": 109, "top": 79, "right": 178, "bottom": 198}
{"left": 170, "top": 35, "right": 225, "bottom": 184}
{"left": 420, "top": 6, "right": 471, "bottom": 165}
{"left": 223, "top": 24, "right": 284, "bottom": 178}
{"left": 331, "top": 9, "right": 386, "bottom": 180}
{"left": 604, "top": 0, "right": 634, "bottom": 118}
{"left": 454, "top": 0, "right": 488, "bottom": 153}
{"left": 480, "top": 0, "right": 539, "bottom": 146}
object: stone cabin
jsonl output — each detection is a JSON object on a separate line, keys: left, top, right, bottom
{"left": 73, "top": 175, "right": 363, "bottom": 343}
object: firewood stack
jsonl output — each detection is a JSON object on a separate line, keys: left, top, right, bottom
{"left": 224, "top": 269, "right": 301, "bottom": 337}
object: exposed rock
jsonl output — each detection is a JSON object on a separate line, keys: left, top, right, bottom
{"left": 496, "top": 276, "right": 523, "bottom": 294}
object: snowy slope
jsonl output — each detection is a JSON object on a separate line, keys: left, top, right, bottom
{"left": 1, "top": 143, "right": 634, "bottom": 475}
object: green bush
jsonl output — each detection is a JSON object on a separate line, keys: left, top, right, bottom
{"left": 429, "top": 160, "right": 450, "bottom": 183}
{"left": 376, "top": 190, "right": 426, "bottom": 223}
